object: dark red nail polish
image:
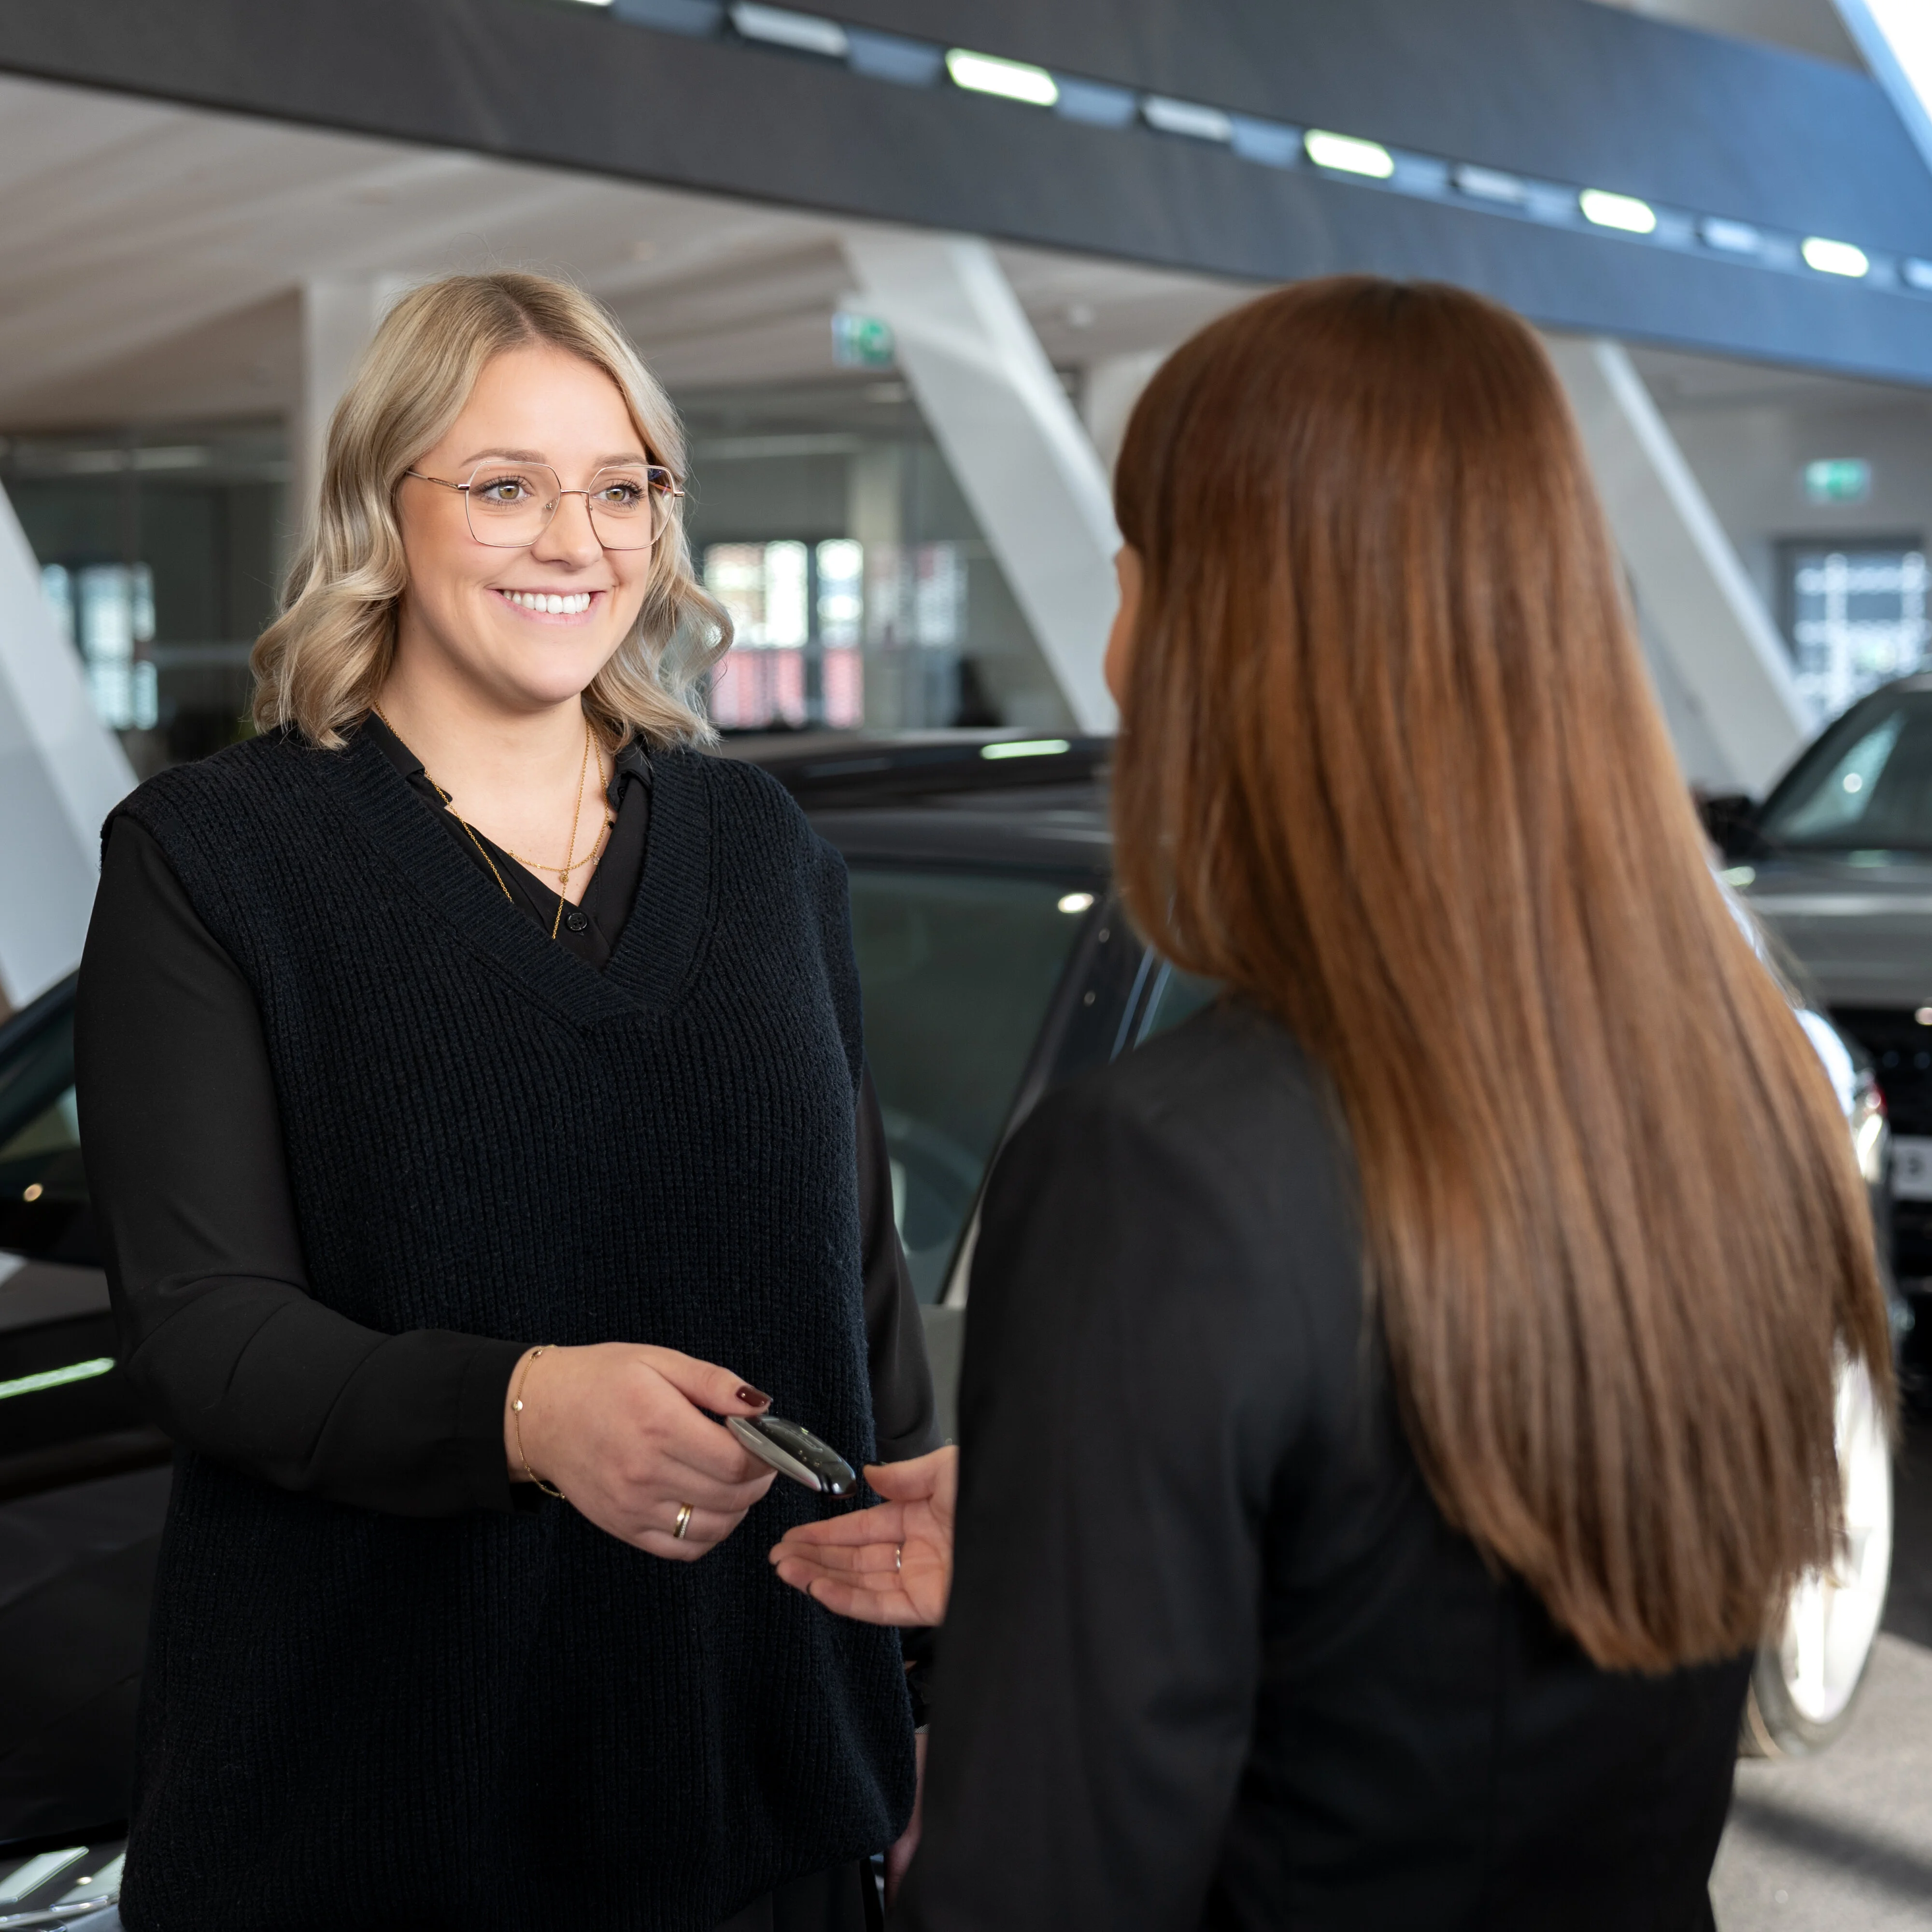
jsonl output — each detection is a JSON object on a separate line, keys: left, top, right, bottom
{"left": 737, "top": 1385, "right": 773, "bottom": 1407}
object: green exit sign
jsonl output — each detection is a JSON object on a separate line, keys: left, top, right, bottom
{"left": 1804, "top": 457, "right": 1871, "bottom": 504}
{"left": 832, "top": 312, "right": 895, "bottom": 370}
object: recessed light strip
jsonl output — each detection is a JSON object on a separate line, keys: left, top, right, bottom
{"left": 586, "top": 2, "right": 1918, "bottom": 300}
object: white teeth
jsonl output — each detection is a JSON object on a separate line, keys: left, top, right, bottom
{"left": 505, "top": 590, "right": 592, "bottom": 614}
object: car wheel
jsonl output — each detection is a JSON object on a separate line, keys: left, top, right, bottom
{"left": 1742, "top": 1358, "right": 1893, "bottom": 1756}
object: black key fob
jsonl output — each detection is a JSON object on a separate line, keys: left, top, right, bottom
{"left": 727, "top": 1413, "right": 857, "bottom": 1496}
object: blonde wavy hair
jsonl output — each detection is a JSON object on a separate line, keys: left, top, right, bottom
{"left": 252, "top": 271, "right": 729, "bottom": 749}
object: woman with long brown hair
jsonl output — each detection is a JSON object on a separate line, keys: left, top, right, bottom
{"left": 770, "top": 277, "right": 1892, "bottom": 1928}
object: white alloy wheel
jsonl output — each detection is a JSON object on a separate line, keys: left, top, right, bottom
{"left": 1742, "top": 1358, "right": 1893, "bottom": 1755}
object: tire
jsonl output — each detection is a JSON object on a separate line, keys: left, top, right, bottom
{"left": 1741, "top": 1358, "right": 1893, "bottom": 1756}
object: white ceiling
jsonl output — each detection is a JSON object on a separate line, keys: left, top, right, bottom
{"left": 0, "top": 71, "right": 1249, "bottom": 436}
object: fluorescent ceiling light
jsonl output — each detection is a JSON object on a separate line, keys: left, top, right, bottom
{"left": 1143, "top": 97, "right": 1234, "bottom": 142}
{"left": 1802, "top": 235, "right": 1871, "bottom": 278}
{"left": 0, "top": 1357, "right": 114, "bottom": 1403}
{"left": 730, "top": 4, "right": 846, "bottom": 56}
{"left": 1305, "top": 130, "right": 1395, "bottom": 178}
{"left": 1905, "top": 258, "right": 1932, "bottom": 291}
{"left": 1454, "top": 164, "right": 1525, "bottom": 205}
{"left": 1701, "top": 216, "right": 1762, "bottom": 255}
{"left": 1579, "top": 189, "right": 1657, "bottom": 234}
{"left": 946, "top": 48, "right": 1058, "bottom": 107}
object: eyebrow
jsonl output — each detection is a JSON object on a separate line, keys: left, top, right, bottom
{"left": 458, "top": 447, "right": 653, "bottom": 468}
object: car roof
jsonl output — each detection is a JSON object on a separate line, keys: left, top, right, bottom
{"left": 730, "top": 730, "right": 1115, "bottom": 877}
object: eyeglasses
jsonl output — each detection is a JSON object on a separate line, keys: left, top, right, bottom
{"left": 405, "top": 461, "right": 682, "bottom": 550}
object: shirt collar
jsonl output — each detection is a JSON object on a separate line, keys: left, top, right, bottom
{"left": 360, "top": 710, "right": 651, "bottom": 809}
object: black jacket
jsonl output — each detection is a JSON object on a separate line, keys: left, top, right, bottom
{"left": 900, "top": 1001, "right": 1748, "bottom": 1932}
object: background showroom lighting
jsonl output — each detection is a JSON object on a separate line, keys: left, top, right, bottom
{"left": 731, "top": 4, "right": 849, "bottom": 57}
{"left": 1579, "top": 189, "right": 1658, "bottom": 234}
{"left": 1305, "top": 130, "right": 1395, "bottom": 178}
{"left": 1803, "top": 235, "right": 1872, "bottom": 278}
{"left": 945, "top": 48, "right": 1058, "bottom": 107}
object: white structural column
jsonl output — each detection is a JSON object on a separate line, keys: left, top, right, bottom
{"left": 1081, "top": 349, "right": 1169, "bottom": 480}
{"left": 1545, "top": 335, "right": 1811, "bottom": 796}
{"left": 298, "top": 276, "right": 416, "bottom": 525}
{"left": 841, "top": 233, "right": 1120, "bottom": 734}
{"left": 0, "top": 484, "right": 134, "bottom": 1005}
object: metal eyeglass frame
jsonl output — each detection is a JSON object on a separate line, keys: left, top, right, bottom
{"left": 403, "top": 460, "right": 683, "bottom": 550}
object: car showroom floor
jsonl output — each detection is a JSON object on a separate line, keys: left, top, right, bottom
{"left": 1711, "top": 1413, "right": 1932, "bottom": 1929}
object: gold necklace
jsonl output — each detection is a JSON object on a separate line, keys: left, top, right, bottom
{"left": 377, "top": 709, "right": 600, "bottom": 942}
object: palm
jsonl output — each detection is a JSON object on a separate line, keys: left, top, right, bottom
{"left": 768, "top": 1446, "right": 957, "bottom": 1627}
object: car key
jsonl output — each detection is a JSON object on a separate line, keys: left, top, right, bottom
{"left": 727, "top": 1413, "right": 857, "bottom": 1496}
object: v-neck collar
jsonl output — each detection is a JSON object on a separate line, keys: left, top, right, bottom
{"left": 310, "top": 726, "right": 711, "bottom": 1028}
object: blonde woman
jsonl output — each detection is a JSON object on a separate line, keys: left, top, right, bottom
{"left": 74, "top": 272, "right": 936, "bottom": 1931}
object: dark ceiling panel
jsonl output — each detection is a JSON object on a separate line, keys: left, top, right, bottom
{"left": 833, "top": 0, "right": 1932, "bottom": 256}
{"left": 0, "top": 0, "right": 1928, "bottom": 384}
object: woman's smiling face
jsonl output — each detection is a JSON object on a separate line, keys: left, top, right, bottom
{"left": 395, "top": 342, "right": 658, "bottom": 714}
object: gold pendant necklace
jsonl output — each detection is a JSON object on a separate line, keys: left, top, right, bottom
{"left": 377, "top": 708, "right": 603, "bottom": 942}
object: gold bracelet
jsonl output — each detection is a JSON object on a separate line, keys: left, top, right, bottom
{"left": 511, "top": 1345, "right": 568, "bottom": 1500}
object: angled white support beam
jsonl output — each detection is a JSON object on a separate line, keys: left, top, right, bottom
{"left": 1545, "top": 335, "right": 1811, "bottom": 796}
{"left": 0, "top": 486, "right": 134, "bottom": 1005}
{"left": 840, "top": 232, "right": 1119, "bottom": 734}
{"left": 298, "top": 275, "right": 417, "bottom": 522}
{"left": 1833, "top": 2, "right": 1932, "bottom": 180}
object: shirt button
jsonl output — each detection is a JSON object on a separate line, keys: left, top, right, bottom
{"left": 565, "top": 909, "right": 589, "bottom": 935}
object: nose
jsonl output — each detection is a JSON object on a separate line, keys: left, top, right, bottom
{"left": 530, "top": 487, "right": 605, "bottom": 568}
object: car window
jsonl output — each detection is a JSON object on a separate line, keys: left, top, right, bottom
{"left": 1136, "top": 963, "right": 1220, "bottom": 1044}
{"left": 0, "top": 1004, "right": 89, "bottom": 1262}
{"left": 1760, "top": 690, "right": 1932, "bottom": 850}
{"left": 848, "top": 868, "right": 1091, "bottom": 1301}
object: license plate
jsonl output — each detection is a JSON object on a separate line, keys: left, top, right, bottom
{"left": 1894, "top": 1136, "right": 1932, "bottom": 1201}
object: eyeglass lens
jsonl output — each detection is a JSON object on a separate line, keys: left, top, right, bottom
{"left": 463, "top": 462, "right": 670, "bottom": 549}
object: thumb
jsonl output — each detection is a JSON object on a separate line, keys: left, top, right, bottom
{"left": 643, "top": 1347, "right": 774, "bottom": 1417}
{"left": 863, "top": 1454, "right": 942, "bottom": 1502}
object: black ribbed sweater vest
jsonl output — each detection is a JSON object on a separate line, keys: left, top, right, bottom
{"left": 111, "top": 729, "right": 912, "bottom": 1932}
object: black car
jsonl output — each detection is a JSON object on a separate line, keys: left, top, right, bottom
{"left": 1711, "top": 675, "right": 1932, "bottom": 1291}
{"left": 0, "top": 731, "right": 1897, "bottom": 1920}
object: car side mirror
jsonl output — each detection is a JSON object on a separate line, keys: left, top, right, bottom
{"left": 1697, "top": 791, "right": 1760, "bottom": 860}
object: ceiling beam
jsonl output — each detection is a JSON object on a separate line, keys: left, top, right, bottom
{"left": 0, "top": 0, "right": 1930, "bottom": 384}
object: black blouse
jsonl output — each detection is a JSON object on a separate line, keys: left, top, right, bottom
{"left": 75, "top": 720, "right": 938, "bottom": 1518}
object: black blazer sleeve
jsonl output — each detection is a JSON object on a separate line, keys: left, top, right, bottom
{"left": 895, "top": 1060, "right": 1316, "bottom": 1932}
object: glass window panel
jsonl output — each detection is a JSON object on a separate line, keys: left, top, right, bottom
{"left": 849, "top": 868, "right": 1088, "bottom": 1300}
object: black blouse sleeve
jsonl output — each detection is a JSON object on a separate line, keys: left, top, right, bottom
{"left": 76, "top": 817, "right": 531, "bottom": 1516}
{"left": 76, "top": 815, "right": 937, "bottom": 1516}
{"left": 893, "top": 1068, "right": 1311, "bottom": 1932}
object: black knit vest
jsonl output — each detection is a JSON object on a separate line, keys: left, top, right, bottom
{"left": 112, "top": 730, "right": 913, "bottom": 1932}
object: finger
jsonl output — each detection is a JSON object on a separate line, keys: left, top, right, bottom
{"left": 862, "top": 1450, "right": 949, "bottom": 1500}
{"left": 771, "top": 1539, "right": 907, "bottom": 1577}
{"left": 787, "top": 1569, "right": 920, "bottom": 1625}
{"left": 633, "top": 1503, "right": 746, "bottom": 1560}
{"left": 639, "top": 1347, "right": 774, "bottom": 1418}
{"left": 769, "top": 1503, "right": 909, "bottom": 1550}
{"left": 648, "top": 1449, "right": 777, "bottom": 1510}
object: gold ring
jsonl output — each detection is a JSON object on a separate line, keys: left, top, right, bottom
{"left": 673, "top": 1502, "right": 694, "bottom": 1540}
{"left": 895, "top": 1544, "right": 903, "bottom": 1574}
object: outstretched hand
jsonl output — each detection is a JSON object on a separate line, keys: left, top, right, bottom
{"left": 769, "top": 1445, "right": 956, "bottom": 1627}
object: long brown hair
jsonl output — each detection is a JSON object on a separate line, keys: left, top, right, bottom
{"left": 1113, "top": 278, "right": 1891, "bottom": 1671}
